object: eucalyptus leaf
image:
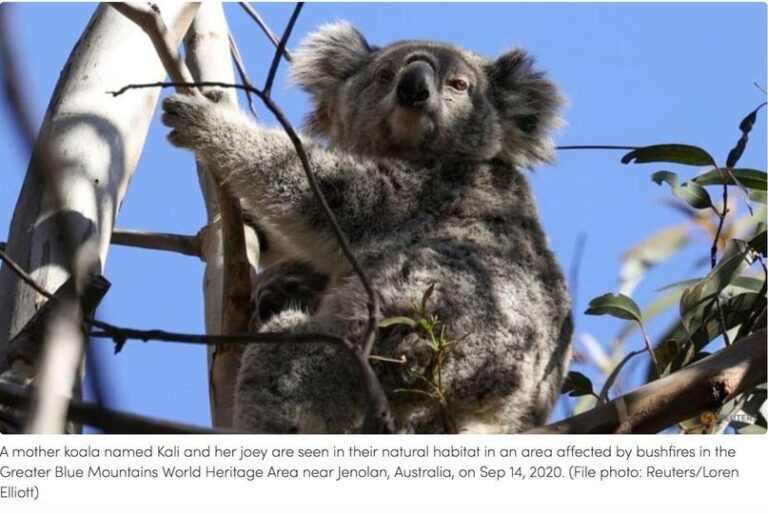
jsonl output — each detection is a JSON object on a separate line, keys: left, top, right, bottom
{"left": 687, "top": 293, "right": 760, "bottom": 349}
{"left": 749, "top": 190, "right": 767, "bottom": 204}
{"left": 617, "top": 288, "right": 682, "bottom": 341}
{"left": 652, "top": 170, "right": 714, "bottom": 210}
{"left": 420, "top": 283, "right": 435, "bottom": 311}
{"left": 679, "top": 243, "right": 750, "bottom": 330}
{"left": 598, "top": 349, "right": 644, "bottom": 403}
{"left": 561, "top": 371, "right": 595, "bottom": 398}
{"left": 748, "top": 230, "right": 766, "bottom": 257}
{"left": 726, "top": 104, "right": 764, "bottom": 168}
{"left": 585, "top": 293, "right": 642, "bottom": 322}
{"left": 378, "top": 316, "right": 417, "bottom": 329}
{"left": 621, "top": 144, "right": 715, "bottom": 166}
{"left": 654, "top": 339, "right": 680, "bottom": 377}
{"left": 693, "top": 168, "right": 767, "bottom": 191}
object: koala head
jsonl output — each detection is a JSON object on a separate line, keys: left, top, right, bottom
{"left": 291, "top": 22, "right": 563, "bottom": 168}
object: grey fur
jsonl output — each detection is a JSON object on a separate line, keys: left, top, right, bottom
{"left": 162, "top": 22, "right": 572, "bottom": 433}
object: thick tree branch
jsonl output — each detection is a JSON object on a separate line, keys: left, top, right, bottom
{"left": 530, "top": 328, "right": 767, "bottom": 434}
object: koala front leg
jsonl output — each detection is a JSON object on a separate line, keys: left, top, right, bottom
{"left": 162, "top": 93, "right": 419, "bottom": 273}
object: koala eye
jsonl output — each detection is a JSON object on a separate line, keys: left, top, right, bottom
{"left": 447, "top": 78, "right": 469, "bottom": 92}
{"left": 376, "top": 68, "right": 395, "bottom": 86}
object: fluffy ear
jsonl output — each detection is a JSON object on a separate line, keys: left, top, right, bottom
{"left": 291, "top": 22, "right": 373, "bottom": 137}
{"left": 486, "top": 49, "right": 564, "bottom": 168}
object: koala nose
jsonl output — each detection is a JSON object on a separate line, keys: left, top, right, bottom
{"left": 396, "top": 61, "right": 434, "bottom": 108}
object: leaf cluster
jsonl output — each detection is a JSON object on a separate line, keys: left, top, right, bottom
{"left": 563, "top": 101, "right": 767, "bottom": 434}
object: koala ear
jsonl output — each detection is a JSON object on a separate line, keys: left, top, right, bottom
{"left": 487, "top": 49, "right": 564, "bottom": 168}
{"left": 291, "top": 22, "right": 374, "bottom": 137}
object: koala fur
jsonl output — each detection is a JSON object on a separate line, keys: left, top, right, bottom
{"left": 161, "top": 22, "right": 573, "bottom": 433}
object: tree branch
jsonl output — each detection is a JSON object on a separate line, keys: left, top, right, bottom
{"left": 0, "top": 380, "right": 222, "bottom": 434}
{"left": 111, "top": 228, "right": 202, "bottom": 258}
{"left": 530, "top": 328, "right": 767, "bottom": 434}
{"left": 238, "top": 2, "right": 293, "bottom": 62}
{"left": 108, "top": 2, "right": 199, "bottom": 95}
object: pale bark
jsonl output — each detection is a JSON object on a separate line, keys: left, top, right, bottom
{"left": 0, "top": 3, "right": 199, "bottom": 433}
{"left": 184, "top": 3, "right": 254, "bottom": 428}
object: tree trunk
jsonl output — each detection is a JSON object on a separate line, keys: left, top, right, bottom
{"left": 0, "top": 2, "right": 199, "bottom": 432}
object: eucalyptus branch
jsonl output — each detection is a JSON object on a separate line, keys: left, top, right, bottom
{"left": 530, "top": 328, "right": 766, "bottom": 434}
{"left": 111, "top": 228, "right": 202, "bottom": 258}
{"left": 238, "top": 2, "right": 293, "bottom": 62}
{"left": 228, "top": 32, "right": 258, "bottom": 117}
{"left": 263, "top": 2, "right": 302, "bottom": 97}
{"left": 0, "top": 380, "right": 223, "bottom": 434}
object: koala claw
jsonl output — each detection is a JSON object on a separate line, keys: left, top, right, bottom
{"left": 161, "top": 93, "right": 219, "bottom": 149}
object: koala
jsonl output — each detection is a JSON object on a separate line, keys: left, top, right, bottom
{"left": 161, "top": 22, "right": 573, "bottom": 433}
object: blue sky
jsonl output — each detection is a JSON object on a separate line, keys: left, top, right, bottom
{"left": 0, "top": 2, "right": 766, "bottom": 429}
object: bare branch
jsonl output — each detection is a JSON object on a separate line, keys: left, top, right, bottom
{"left": 238, "top": 2, "right": 293, "bottom": 62}
{"left": 529, "top": 328, "right": 767, "bottom": 434}
{"left": 107, "top": 2, "right": 199, "bottom": 95}
{"left": 0, "top": 380, "right": 222, "bottom": 434}
{"left": 111, "top": 228, "right": 202, "bottom": 258}
{"left": 556, "top": 145, "right": 639, "bottom": 151}
{"left": 263, "top": 2, "right": 302, "bottom": 97}
{"left": 229, "top": 33, "right": 258, "bottom": 117}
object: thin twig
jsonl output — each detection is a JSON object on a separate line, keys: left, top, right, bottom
{"left": 108, "top": 3, "right": 198, "bottom": 96}
{"left": 0, "top": 248, "right": 55, "bottom": 300}
{"left": 263, "top": 2, "right": 302, "bottom": 97}
{"left": 238, "top": 2, "right": 293, "bottom": 62}
{"left": 228, "top": 33, "right": 258, "bottom": 117}
{"left": 3, "top": 236, "right": 347, "bottom": 352}
{"left": 556, "top": 145, "right": 639, "bottom": 151}
{"left": 709, "top": 164, "right": 733, "bottom": 347}
{"left": 0, "top": 380, "right": 223, "bottom": 434}
{"left": 638, "top": 321, "right": 661, "bottom": 377}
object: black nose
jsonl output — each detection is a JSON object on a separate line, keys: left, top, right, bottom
{"left": 396, "top": 61, "right": 434, "bottom": 107}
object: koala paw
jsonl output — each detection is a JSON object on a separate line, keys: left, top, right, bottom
{"left": 161, "top": 92, "right": 226, "bottom": 149}
{"left": 249, "top": 261, "right": 330, "bottom": 330}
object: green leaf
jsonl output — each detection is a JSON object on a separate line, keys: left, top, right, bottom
{"left": 585, "top": 293, "right": 642, "bottom": 322}
{"left": 750, "top": 190, "right": 767, "bottom": 204}
{"left": 654, "top": 339, "right": 681, "bottom": 377}
{"left": 378, "top": 316, "right": 416, "bottom": 329}
{"left": 734, "top": 422, "right": 767, "bottom": 435}
{"left": 652, "top": 170, "right": 714, "bottom": 210}
{"left": 420, "top": 283, "right": 435, "bottom": 311}
{"left": 561, "top": 371, "right": 595, "bottom": 398}
{"left": 748, "top": 230, "right": 767, "bottom": 257}
{"left": 679, "top": 241, "right": 750, "bottom": 331}
{"left": 598, "top": 349, "right": 644, "bottom": 402}
{"left": 687, "top": 293, "right": 760, "bottom": 348}
{"left": 621, "top": 144, "right": 716, "bottom": 166}
{"left": 693, "top": 168, "right": 767, "bottom": 191}
{"left": 726, "top": 104, "right": 765, "bottom": 168}
{"left": 616, "top": 288, "right": 682, "bottom": 341}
